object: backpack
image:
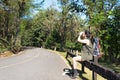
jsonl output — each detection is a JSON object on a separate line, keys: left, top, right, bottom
{"left": 93, "top": 37, "right": 100, "bottom": 56}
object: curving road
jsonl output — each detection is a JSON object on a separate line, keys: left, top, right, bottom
{"left": 0, "top": 48, "right": 74, "bottom": 80}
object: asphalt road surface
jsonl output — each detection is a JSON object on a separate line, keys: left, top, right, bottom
{"left": 0, "top": 48, "right": 75, "bottom": 80}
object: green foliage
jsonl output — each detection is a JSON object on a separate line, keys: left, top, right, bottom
{"left": 90, "top": 12, "right": 107, "bottom": 26}
{"left": 65, "top": 40, "right": 75, "bottom": 49}
{"left": 0, "top": 0, "right": 44, "bottom": 53}
{"left": 22, "top": 23, "right": 46, "bottom": 47}
{"left": 46, "top": 29, "right": 61, "bottom": 50}
{"left": 0, "top": 39, "right": 9, "bottom": 53}
{"left": 65, "top": 40, "right": 82, "bottom": 51}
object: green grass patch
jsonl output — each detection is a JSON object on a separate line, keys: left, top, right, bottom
{"left": 99, "top": 62, "right": 120, "bottom": 73}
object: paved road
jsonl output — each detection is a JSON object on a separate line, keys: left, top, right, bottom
{"left": 0, "top": 48, "right": 74, "bottom": 80}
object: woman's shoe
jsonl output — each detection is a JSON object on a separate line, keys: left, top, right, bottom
{"left": 70, "top": 69, "right": 78, "bottom": 79}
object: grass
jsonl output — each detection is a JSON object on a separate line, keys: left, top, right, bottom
{"left": 53, "top": 50, "right": 107, "bottom": 80}
{"left": 99, "top": 62, "right": 120, "bottom": 73}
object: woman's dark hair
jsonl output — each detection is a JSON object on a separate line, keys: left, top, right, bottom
{"left": 85, "top": 30, "right": 94, "bottom": 44}
{"left": 84, "top": 30, "right": 90, "bottom": 39}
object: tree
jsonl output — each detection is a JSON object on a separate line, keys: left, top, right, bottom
{"left": 0, "top": 0, "right": 44, "bottom": 53}
{"left": 22, "top": 8, "right": 59, "bottom": 47}
{"left": 102, "top": 5, "right": 120, "bottom": 63}
{"left": 57, "top": 0, "right": 85, "bottom": 51}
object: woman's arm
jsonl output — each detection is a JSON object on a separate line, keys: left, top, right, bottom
{"left": 77, "top": 32, "right": 89, "bottom": 45}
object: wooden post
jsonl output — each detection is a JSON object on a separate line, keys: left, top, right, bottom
{"left": 81, "top": 63, "right": 85, "bottom": 72}
{"left": 92, "top": 56, "right": 98, "bottom": 80}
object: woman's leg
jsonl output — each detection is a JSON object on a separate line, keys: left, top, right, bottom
{"left": 72, "top": 56, "right": 82, "bottom": 78}
{"left": 73, "top": 56, "right": 82, "bottom": 69}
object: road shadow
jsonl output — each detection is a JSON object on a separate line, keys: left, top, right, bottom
{"left": 63, "top": 68, "right": 88, "bottom": 80}
{"left": 64, "top": 58, "right": 89, "bottom": 80}
{"left": 77, "top": 69, "right": 89, "bottom": 80}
